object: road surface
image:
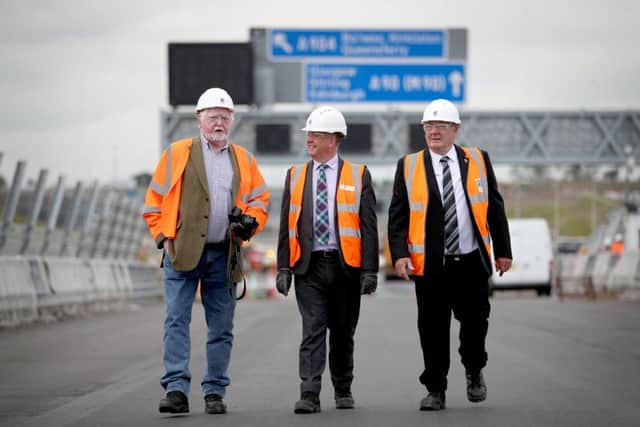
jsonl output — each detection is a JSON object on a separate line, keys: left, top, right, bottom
{"left": 1, "top": 281, "right": 639, "bottom": 426}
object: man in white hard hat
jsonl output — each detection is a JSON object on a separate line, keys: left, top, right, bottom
{"left": 387, "top": 99, "right": 512, "bottom": 411}
{"left": 276, "top": 106, "right": 379, "bottom": 414}
{"left": 142, "top": 87, "right": 270, "bottom": 415}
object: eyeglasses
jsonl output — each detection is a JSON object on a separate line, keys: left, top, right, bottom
{"left": 202, "top": 115, "right": 232, "bottom": 124}
{"left": 423, "top": 123, "right": 453, "bottom": 131}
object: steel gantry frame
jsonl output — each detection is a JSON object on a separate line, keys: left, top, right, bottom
{"left": 161, "top": 109, "right": 640, "bottom": 166}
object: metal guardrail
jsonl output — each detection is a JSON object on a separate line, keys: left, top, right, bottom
{"left": 0, "top": 159, "right": 150, "bottom": 258}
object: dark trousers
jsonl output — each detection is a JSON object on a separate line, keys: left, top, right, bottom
{"left": 294, "top": 251, "right": 361, "bottom": 395}
{"left": 414, "top": 249, "right": 491, "bottom": 392}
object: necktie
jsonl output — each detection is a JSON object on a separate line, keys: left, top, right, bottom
{"left": 440, "top": 156, "right": 459, "bottom": 254}
{"left": 315, "top": 164, "right": 329, "bottom": 245}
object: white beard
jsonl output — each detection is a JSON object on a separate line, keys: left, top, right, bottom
{"left": 206, "top": 131, "right": 228, "bottom": 142}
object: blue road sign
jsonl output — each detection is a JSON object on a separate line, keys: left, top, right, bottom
{"left": 305, "top": 63, "right": 465, "bottom": 103}
{"left": 270, "top": 29, "right": 445, "bottom": 59}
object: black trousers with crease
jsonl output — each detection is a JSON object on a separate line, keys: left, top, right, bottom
{"left": 294, "top": 251, "right": 361, "bottom": 396}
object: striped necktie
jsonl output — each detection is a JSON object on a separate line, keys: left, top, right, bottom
{"left": 440, "top": 156, "right": 459, "bottom": 254}
{"left": 315, "top": 164, "right": 330, "bottom": 245}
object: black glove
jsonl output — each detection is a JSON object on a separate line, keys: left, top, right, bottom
{"left": 276, "top": 270, "right": 292, "bottom": 296}
{"left": 229, "top": 208, "right": 258, "bottom": 241}
{"left": 360, "top": 272, "right": 378, "bottom": 295}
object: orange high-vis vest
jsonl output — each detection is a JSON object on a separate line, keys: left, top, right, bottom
{"left": 141, "top": 138, "right": 269, "bottom": 243}
{"left": 287, "top": 161, "right": 365, "bottom": 268}
{"left": 403, "top": 147, "right": 491, "bottom": 276}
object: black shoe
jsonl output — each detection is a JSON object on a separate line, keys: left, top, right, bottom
{"left": 294, "top": 391, "right": 321, "bottom": 414}
{"left": 335, "top": 391, "right": 355, "bottom": 409}
{"left": 204, "top": 394, "right": 227, "bottom": 414}
{"left": 466, "top": 370, "right": 487, "bottom": 402}
{"left": 419, "top": 392, "right": 446, "bottom": 411}
{"left": 159, "top": 390, "right": 189, "bottom": 414}
{"left": 466, "top": 371, "right": 487, "bottom": 402}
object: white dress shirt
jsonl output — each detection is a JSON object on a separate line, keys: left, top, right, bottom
{"left": 430, "top": 147, "right": 479, "bottom": 255}
{"left": 312, "top": 154, "right": 339, "bottom": 251}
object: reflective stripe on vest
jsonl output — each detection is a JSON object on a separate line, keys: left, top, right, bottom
{"left": 149, "top": 145, "right": 172, "bottom": 196}
{"left": 336, "top": 162, "right": 363, "bottom": 267}
{"left": 404, "top": 151, "right": 428, "bottom": 275}
{"left": 287, "top": 161, "right": 364, "bottom": 268}
{"left": 287, "top": 164, "right": 307, "bottom": 267}
{"left": 462, "top": 147, "right": 491, "bottom": 252}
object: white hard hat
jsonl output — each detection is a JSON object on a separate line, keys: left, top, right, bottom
{"left": 301, "top": 106, "right": 347, "bottom": 136}
{"left": 421, "top": 99, "right": 461, "bottom": 124}
{"left": 196, "top": 88, "right": 234, "bottom": 112}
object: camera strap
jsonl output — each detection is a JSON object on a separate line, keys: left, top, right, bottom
{"left": 227, "top": 232, "right": 247, "bottom": 300}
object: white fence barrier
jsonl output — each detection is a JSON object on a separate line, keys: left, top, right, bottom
{"left": 606, "top": 252, "right": 640, "bottom": 291}
{"left": 0, "top": 256, "right": 162, "bottom": 327}
{"left": 556, "top": 251, "right": 640, "bottom": 297}
{"left": 557, "top": 254, "right": 591, "bottom": 294}
{"left": 0, "top": 256, "right": 37, "bottom": 326}
{"left": 591, "top": 252, "right": 614, "bottom": 291}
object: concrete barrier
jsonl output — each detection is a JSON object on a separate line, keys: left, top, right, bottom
{"left": 42, "top": 257, "right": 93, "bottom": 307}
{"left": 591, "top": 252, "right": 614, "bottom": 291}
{"left": 0, "top": 253, "right": 277, "bottom": 327}
{"left": 555, "top": 255, "right": 576, "bottom": 297}
{"left": 606, "top": 252, "right": 640, "bottom": 291}
{"left": 0, "top": 256, "right": 166, "bottom": 326}
{"left": 127, "top": 263, "right": 163, "bottom": 299}
{"left": 558, "top": 253, "right": 592, "bottom": 294}
{"left": 27, "top": 257, "right": 54, "bottom": 298}
{"left": 88, "top": 259, "right": 123, "bottom": 303}
{"left": 115, "top": 260, "right": 134, "bottom": 296}
{"left": 0, "top": 256, "right": 37, "bottom": 326}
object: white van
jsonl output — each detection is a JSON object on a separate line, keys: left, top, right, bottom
{"left": 490, "top": 218, "right": 553, "bottom": 296}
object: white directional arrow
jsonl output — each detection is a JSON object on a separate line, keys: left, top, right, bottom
{"left": 448, "top": 70, "right": 464, "bottom": 98}
{"left": 273, "top": 32, "right": 293, "bottom": 53}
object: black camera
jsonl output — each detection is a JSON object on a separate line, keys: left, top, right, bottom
{"left": 228, "top": 207, "right": 258, "bottom": 241}
{"left": 228, "top": 207, "right": 243, "bottom": 225}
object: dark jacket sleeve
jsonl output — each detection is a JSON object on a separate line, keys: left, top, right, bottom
{"left": 277, "top": 169, "right": 292, "bottom": 270}
{"left": 359, "top": 166, "right": 379, "bottom": 273}
{"left": 387, "top": 158, "right": 411, "bottom": 265}
{"left": 483, "top": 151, "right": 512, "bottom": 259}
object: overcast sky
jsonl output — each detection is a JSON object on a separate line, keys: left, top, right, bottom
{"left": 1, "top": 0, "right": 638, "bottom": 186}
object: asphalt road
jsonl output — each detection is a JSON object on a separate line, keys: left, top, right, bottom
{"left": 2, "top": 281, "right": 639, "bottom": 427}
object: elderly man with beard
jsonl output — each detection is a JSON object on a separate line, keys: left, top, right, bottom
{"left": 142, "top": 87, "right": 270, "bottom": 416}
